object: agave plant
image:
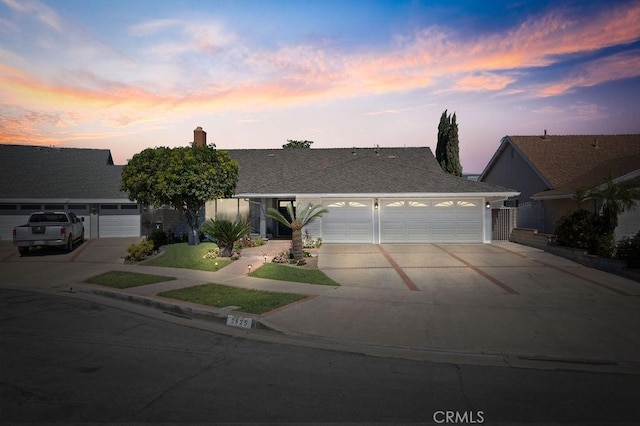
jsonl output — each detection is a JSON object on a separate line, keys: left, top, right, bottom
{"left": 266, "top": 202, "right": 328, "bottom": 260}
{"left": 201, "top": 216, "right": 251, "bottom": 257}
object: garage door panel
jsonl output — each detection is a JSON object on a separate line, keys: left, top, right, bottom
{"left": 0, "top": 215, "right": 30, "bottom": 241}
{"left": 322, "top": 199, "right": 373, "bottom": 243}
{"left": 381, "top": 198, "right": 482, "bottom": 243}
{"left": 99, "top": 215, "right": 140, "bottom": 238}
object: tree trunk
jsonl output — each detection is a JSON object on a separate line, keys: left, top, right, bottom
{"left": 220, "top": 242, "right": 233, "bottom": 257}
{"left": 291, "top": 228, "right": 303, "bottom": 260}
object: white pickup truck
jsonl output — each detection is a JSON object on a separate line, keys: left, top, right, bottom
{"left": 13, "top": 211, "right": 85, "bottom": 256}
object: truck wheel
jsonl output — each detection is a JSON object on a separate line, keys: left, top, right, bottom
{"left": 67, "top": 235, "right": 74, "bottom": 252}
{"left": 18, "top": 247, "right": 29, "bottom": 256}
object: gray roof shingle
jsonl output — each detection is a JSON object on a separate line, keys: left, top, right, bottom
{"left": 227, "top": 147, "right": 516, "bottom": 196}
{"left": 0, "top": 145, "right": 130, "bottom": 200}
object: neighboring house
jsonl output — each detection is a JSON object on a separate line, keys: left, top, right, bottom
{"left": 206, "top": 143, "right": 518, "bottom": 244}
{"left": 479, "top": 134, "right": 640, "bottom": 240}
{"left": 0, "top": 145, "right": 141, "bottom": 240}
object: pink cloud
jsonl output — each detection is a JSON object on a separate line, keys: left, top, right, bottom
{"left": 537, "top": 50, "right": 640, "bottom": 97}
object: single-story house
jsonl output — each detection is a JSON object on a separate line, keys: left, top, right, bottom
{"left": 0, "top": 144, "right": 141, "bottom": 240}
{"left": 198, "top": 132, "right": 519, "bottom": 244}
{"left": 479, "top": 134, "right": 640, "bottom": 240}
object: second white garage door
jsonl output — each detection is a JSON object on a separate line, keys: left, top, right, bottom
{"left": 380, "top": 198, "right": 483, "bottom": 243}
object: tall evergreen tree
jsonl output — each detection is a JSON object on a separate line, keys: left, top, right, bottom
{"left": 445, "top": 113, "right": 463, "bottom": 176}
{"left": 436, "top": 110, "right": 449, "bottom": 168}
{"left": 435, "top": 110, "right": 463, "bottom": 176}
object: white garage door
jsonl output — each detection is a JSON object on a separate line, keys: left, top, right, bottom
{"left": 0, "top": 215, "right": 30, "bottom": 241}
{"left": 381, "top": 199, "right": 483, "bottom": 243}
{"left": 322, "top": 200, "right": 373, "bottom": 243}
{"left": 98, "top": 215, "right": 141, "bottom": 238}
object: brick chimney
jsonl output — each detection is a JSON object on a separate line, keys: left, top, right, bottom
{"left": 193, "top": 126, "right": 207, "bottom": 147}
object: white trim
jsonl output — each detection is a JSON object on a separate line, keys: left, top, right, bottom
{"left": 0, "top": 198, "right": 135, "bottom": 204}
{"left": 235, "top": 192, "right": 519, "bottom": 199}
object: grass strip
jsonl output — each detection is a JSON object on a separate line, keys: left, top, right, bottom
{"left": 251, "top": 263, "right": 340, "bottom": 286}
{"left": 142, "top": 242, "right": 232, "bottom": 271}
{"left": 159, "top": 283, "right": 307, "bottom": 314}
{"left": 85, "top": 271, "right": 176, "bottom": 289}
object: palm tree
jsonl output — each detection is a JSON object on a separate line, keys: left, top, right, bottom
{"left": 586, "top": 178, "right": 640, "bottom": 234}
{"left": 266, "top": 202, "right": 328, "bottom": 260}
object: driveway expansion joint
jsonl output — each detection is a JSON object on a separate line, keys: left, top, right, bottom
{"left": 375, "top": 244, "right": 419, "bottom": 291}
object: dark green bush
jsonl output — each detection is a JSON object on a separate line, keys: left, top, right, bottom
{"left": 200, "top": 217, "right": 251, "bottom": 257}
{"left": 148, "top": 230, "right": 168, "bottom": 251}
{"left": 554, "top": 209, "right": 613, "bottom": 256}
{"left": 616, "top": 232, "right": 640, "bottom": 269}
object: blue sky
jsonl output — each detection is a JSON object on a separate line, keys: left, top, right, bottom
{"left": 1, "top": 0, "right": 639, "bottom": 172}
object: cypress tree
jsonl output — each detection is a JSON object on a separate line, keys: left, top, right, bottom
{"left": 446, "top": 113, "right": 463, "bottom": 176}
{"left": 435, "top": 109, "right": 463, "bottom": 176}
{"left": 436, "top": 110, "right": 449, "bottom": 168}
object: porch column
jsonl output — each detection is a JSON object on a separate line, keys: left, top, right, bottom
{"left": 260, "top": 198, "right": 267, "bottom": 238}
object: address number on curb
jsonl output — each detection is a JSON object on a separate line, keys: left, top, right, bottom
{"left": 226, "top": 315, "right": 253, "bottom": 329}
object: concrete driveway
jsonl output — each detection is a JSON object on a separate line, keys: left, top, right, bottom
{"left": 318, "top": 242, "right": 639, "bottom": 297}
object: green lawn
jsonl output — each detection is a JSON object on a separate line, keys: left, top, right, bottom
{"left": 142, "top": 242, "right": 232, "bottom": 271}
{"left": 159, "top": 283, "right": 307, "bottom": 314}
{"left": 85, "top": 271, "right": 175, "bottom": 289}
{"left": 250, "top": 263, "right": 340, "bottom": 286}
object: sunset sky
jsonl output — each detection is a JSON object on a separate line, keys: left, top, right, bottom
{"left": 1, "top": 0, "right": 639, "bottom": 172}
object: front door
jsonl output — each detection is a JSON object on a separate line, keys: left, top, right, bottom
{"left": 276, "top": 200, "right": 295, "bottom": 238}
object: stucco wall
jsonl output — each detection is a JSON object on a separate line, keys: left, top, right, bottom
{"left": 616, "top": 202, "right": 640, "bottom": 240}
{"left": 481, "top": 141, "right": 549, "bottom": 230}
{"left": 542, "top": 198, "right": 576, "bottom": 234}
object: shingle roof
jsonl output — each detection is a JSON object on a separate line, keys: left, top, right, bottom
{"left": 0, "top": 144, "right": 130, "bottom": 200}
{"left": 226, "top": 147, "right": 516, "bottom": 196}
{"left": 504, "top": 135, "right": 640, "bottom": 198}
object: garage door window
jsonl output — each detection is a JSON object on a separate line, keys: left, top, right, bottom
{"left": 327, "top": 201, "right": 368, "bottom": 208}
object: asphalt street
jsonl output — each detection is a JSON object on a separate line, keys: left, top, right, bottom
{"left": 2, "top": 288, "right": 639, "bottom": 425}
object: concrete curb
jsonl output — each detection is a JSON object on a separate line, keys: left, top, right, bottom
{"left": 72, "top": 284, "right": 640, "bottom": 376}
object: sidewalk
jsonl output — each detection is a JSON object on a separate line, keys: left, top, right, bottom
{"left": 2, "top": 239, "right": 640, "bottom": 374}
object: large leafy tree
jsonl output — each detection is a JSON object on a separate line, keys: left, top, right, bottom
{"left": 283, "top": 139, "right": 313, "bottom": 149}
{"left": 435, "top": 110, "right": 463, "bottom": 176}
{"left": 121, "top": 144, "right": 239, "bottom": 245}
{"left": 266, "top": 202, "right": 328, "bottom": 260}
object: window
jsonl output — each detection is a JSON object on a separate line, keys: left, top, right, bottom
{"left": 328, "top": 202, "right": 347, "bottom": 208}
{"left": 121, "top": 204, "right": 139, "bottom": 210}
{"left": 408, "top": 201, "right": 428, "bottom": 207}
{"left": 0, "top": 204, "right": 17, "bottom": 210}
{"left": 69, "top": 204, "right": 87, "bottom": 210}
{"left": 20, "top": 204, "right": 41, "bottom": 210}
{"left": 435, "top": 201, "right": 454, "bottom": 207}
{"left": 385, "top": 201, "right": 405, "bottom": 207}
{"left": 44, "top": 204, "right": 65, "bottom": 210}
{"left": 349, "top": 202, "right": 367, "bottom": 207}
{"left": 457, "top": 201, "right": 477, "bottom": 207}
{"left": 100, "top": 204, "right": 118, "bottom": 210}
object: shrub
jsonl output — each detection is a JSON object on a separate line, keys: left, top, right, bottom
{"left": 126, "top": 239, "right": 154, "bottom": 262}
{"left": 201, "top": 216, "right": 251, "bottom": 257}
{"left": 554, "top": 209, "right": 612, "bottom": 256}
{"left": 616, "top": 232, "right": 640, "bottom": 268}
{"left": 148, "top": 229, "right": 168, "bottom": 251}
